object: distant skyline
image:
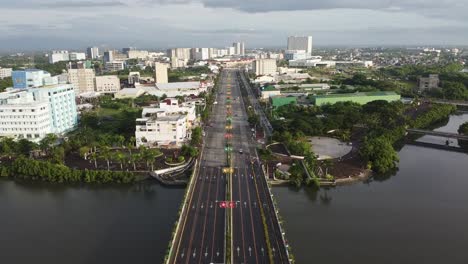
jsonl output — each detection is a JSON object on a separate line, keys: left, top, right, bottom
{"left": 0, "top": 0, "right": 468, "bottom": 52}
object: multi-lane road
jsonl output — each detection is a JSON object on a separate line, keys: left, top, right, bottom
{"left": 168, "top": 70, "right": 230, "bottom": 264}
{"left": 168, "top": 69, "right": 289, "bottom": 264}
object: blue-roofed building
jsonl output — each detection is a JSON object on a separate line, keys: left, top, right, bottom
{"left": 12, "top": 69, "right": 51, "bottom": 89}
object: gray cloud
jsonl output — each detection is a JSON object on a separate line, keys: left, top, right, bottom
{"left": 43, "top": 1, "right": 125, "bottom": 8}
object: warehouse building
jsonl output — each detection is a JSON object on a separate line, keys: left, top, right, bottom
{"left": 312, "top": 91, "right": 401, "bottom": 106}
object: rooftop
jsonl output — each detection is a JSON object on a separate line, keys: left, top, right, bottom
{"left": 156, "top": 82, "right": 200, "bottom": 90}
{"left": 314, "top": 91, "right": 399, "bottom": 99}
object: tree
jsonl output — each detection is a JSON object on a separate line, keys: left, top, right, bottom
{"left": 39, "top": 134, "right": 58, "bottom": 155}
{"left": 114, "top": 152, "right": 126, "bottom": 170}
{"left": 360, "top": 136, "right": 399, "bottom": 174}
{"left": 127, "top": 136, "right": 136, "bottom": 155}
{"left": 191, "top": 127, "right": 203, "bottom": 146}
{"left": 49, "top": 146, "right": 65, "bottom": 164}
{"left": 99, "top": 146, "right": 112, "bottom": 171}
{"left": 79, "top": 146, "right": 91, "bottom": 160}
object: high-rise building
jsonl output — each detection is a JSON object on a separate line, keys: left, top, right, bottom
{"left": 68, "top": 68, "right": 96, "bottom": 94}
{"left": 103, "top": 50, "right": 114, "bottom": 63}
{"left": 155, "top": 62, "right": 169, "bottom": 84}
{"left": 287, "top": 36, "right": 313, "bottom": 55}
{"left": 87, "top": 47, "right": 99, "bottom": 59}
{"left": 253, "top": 59, "right": 277, "bottom": 76}
{"left": 232, "top": 42, "right": 245, "bottom": 56}
{"left": 168, "top": 48, "right": 191, "bottom": 60}
{"left": 0, "top": 84, "right": 78, "bottom": 141}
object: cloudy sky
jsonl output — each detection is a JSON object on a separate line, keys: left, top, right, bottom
{"left": 0, "top": 0, "right": 467, "bottom": 51}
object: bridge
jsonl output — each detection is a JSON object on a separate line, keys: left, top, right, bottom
{"left": 166, "top": 69, "right": 290, "bottom": 264}
{"left": 407, "top": 128, "right": 468, "bottom": 140}
{"left": 424, "top": 99, "right": 468, "bottom": 107}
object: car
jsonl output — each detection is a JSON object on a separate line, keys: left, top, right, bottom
{"left": 239, "top": 149, "right": 243, "bottom": 154}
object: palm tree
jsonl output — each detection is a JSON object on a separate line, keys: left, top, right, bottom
{"left": 127, "top": 136, "right": 136, "bottom": 155}
{"left": 116, "top": 135, "right": 125, "bottom": 149}
{"left": 79, "top": 146, "right": 91, "bottom": 160}
{"left": 115, "top": 152, "right": 126, "bottom": 170}
{"left": 39, "top": 134, "right": 58, "bottom": 155}
{"left": 100, "top": 146, "right": 111, "bottom": 171}
{"left": 90, "top": 152, "right": 98, "bottom": 169}
{"left": 128, "top": 153, "right": 139, "bottom": 171}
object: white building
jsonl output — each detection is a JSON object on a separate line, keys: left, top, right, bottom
{"left": 151, "top": 82, "right": 208, "bottom": 97}
{"left": 135, "top": 98, "right": 198, "bottom": 147}
{"left": 69, "top": 52, "right": 86, "bottom": 61}
{"left": 128, "top": 50, "right": 149, "bottom": 59}
{"left": 168, "top": 48, "right": 191, "bottom": 60}
{"left": 284, "top": 50, "right": 308, "bottom": 61}
{"left": 195, "top": 48, "right": 210, "bottom": 61}
{"left": 49, "top": 51, "right": 86, "bottom": 63}
{"left": 171, "top": 57, "right": 188, "bottom": 68}
{"left": 233, "top": 42, "right": 245, "bottom": 56}
{"left": 68, "top": 68, "right": 96, "bottom": 94}
{"left": 49, "top": 50, "right": 69, "bottom": 64}
{"left": 105, "top": 61, "right": 125, "bottom": 72}
{"left": 287, "top": 36, "right": 313, "bottom": 55}
{"left": 0, "top": 84, "right": 77, "bottom": 141}
{"left": 0, "top": 67, "right": 13, "bottom": 79}
{"left": 155, "top": 62, "right": 169, "bottom": 84}
{"left": 94, "top": 75, "right": 120, "bottom": 93}
{"left": 253, "top": 59, "right": 277, "bottom": 76}
{"left": 128, "top": 71, "right": 141, "bottom": 85}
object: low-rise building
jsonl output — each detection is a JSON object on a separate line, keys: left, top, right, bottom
{"left": 94, "top": 75, "right": 120, "bottom": 93}
{"left": 0, "top": 67, "right": 12, "bottom": 79}
{"left": 271, "top": 96, "right": 297, "bottom": 109}
{"left": 418, "top": 74, "right": 440, "bottom": 90}
{"left": 312, "top": 91, "right": 401, "bottom": 106}
{"left": 151, "top": 82, "right": 208, "bottom": 97}
{"left": 135, "top": 98, "right": 198, "bottom": 147}
{"left": 261, "top": 85, "right": 281, "bottom": 99}
{"left": 105, "top": 61, "right": 125, "bottom": 72}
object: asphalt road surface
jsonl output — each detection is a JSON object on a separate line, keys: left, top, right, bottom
{"left": 169, "top": 69, "right": 288, "bottom": 264}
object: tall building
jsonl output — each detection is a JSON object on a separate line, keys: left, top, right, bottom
{"left": 94, "top": 76, "right": 120, "bottom": 93}
{"left": 68, "top": 68, "right": 95, "bottom": 94}
{"left": 253, "top": 59, "right": 277, "bottom": 76}
{"left": 12, "top": 69, "right": 51, "bottom": 89}
{"left": 87, "top": 47, "right": 99, "bottom": 59}
{"left": 0, "top": 67, "right": 13, "bottom": 79}
{"left": 240, "top": 42, "right": 245, "bottom": 56}
{"left": 232, "top": 42, "right": 245, "bottom": 56}
{"left": 287, "top": 36, "right": 313, "bottom": 55}
{"left": 0, "top": 84, "right": 78, "bottom": 141}
{"left": 103, "top": 50, "right": 114, "bottom": 63}
{"left": 168, "top": 48, "right": 191, "bottom": 60}
{"left": 155, "top": 62, "right": 169, "bottom": 84}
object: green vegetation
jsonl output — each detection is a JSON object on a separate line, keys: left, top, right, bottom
{"left": 271, "top": 98, "right": 456, "bottom": 178}
{"left": 410, "top": 104, "right": 456, "bottom": 128}
{"left": 0, "top": 77, "right": 12, "bottom": 92}
{"left": 0, "top": 157, "right": 135, "bottom": 183}
{"left": 458, "top": 122, "right": 468, "bottom": 149}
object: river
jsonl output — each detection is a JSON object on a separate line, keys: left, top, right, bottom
{"left": 274, "top": 114, "right": 468, "bottom": 264}
{"left": 0, "top": 181, "right": 184, "bottom": 264}
{"left": 1, "top": 114, "right": 467, "bottom": 264}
